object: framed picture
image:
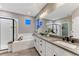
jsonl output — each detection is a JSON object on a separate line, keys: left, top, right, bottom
{"left": 25, "top": 18, "right": 31, "bottom": 26}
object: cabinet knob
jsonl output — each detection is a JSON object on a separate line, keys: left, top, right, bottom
{"left": 40, "top": 44, "right": 42, "bottom": 46}
{"left": 54, "top": 54, "right": 56, "bottom": 56}
{"left": 35, "top": 39, "right": 36, "bottom": 42}
{"left": 40, "top": 40, "right": 42, "bottom": 42}
{"left": 40, "top": 51, "right": 42, "bottom": 53}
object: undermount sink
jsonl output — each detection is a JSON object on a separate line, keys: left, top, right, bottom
{"left": 54, "top": 41, "right": 77, "bottom": 49}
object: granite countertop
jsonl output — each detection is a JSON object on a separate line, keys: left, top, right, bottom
{"left": 33, "top": 33, "right": 79, "bottom": 56}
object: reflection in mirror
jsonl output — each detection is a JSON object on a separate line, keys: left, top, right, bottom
{"left": 46, "top": 18, "right": 72, "bottom": 37}
{"left": 62, "top": 23, "right": 68, "bottom": 37}
{"left": 46, "top": 21, "right": 62, "bottom": 36}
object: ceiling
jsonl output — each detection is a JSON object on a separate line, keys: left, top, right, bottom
{"left": 0, "top": 3, "right": 79, "bottom": 19}
{"left": 44, "top": 3, "right": 79, "bottom": 20}
{"left": 0, "top": 3, "right": 46, "bottom": 17}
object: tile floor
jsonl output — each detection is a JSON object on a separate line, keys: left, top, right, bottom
{"left": 0, "top": 48, "right": 39, "bottom": 56}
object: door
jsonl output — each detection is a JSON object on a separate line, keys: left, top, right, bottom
{"left": 62, "top": 23, "right": 68, "bottom": 37}
{"left": 0, "top": 18, "right": 13, "bottom": 50}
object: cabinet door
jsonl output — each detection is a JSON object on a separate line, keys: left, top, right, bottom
{"left": 46, "top": 42, "right": 76, "bottom": 56}
{"left": 46, "top": 42, "right": 57, "bottom": 56}
{"left": 34, "top": 36, "right": 37, "bottom": 48}
{"left": 46, "top": 46, "right": 54, "bottom": 56}
{"left": 47, "top": 42, "right": 76, "bottom": 56}
{"left": 54, "top": 46, "right": 76, "bottom": 56}
{"left": 36, "top": 37, "right": 40, "bottom": 52}
{"left": 34, "top": 36, "right": 39, "bottom": 51}
{"left": 34, "top": 37, "right": 37, "bottom": 48}
{"left": 39, "top": 39, "right": 46, "bottom": 56}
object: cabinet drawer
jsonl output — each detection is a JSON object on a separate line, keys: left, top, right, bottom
{"left": 46, "top": 42, "right": 54, "bottom": 48}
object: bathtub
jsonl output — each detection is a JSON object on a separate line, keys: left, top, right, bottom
{"left": 9, "top": 33, "right": 34, "bottom": 52}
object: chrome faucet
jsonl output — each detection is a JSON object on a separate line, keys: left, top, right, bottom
{"left": 62, "top": 36, "right": 74, "bottom": 43}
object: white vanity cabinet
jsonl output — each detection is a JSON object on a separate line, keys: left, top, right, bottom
{"left": 46, "top": 42, "right": 76, "bottom": 56}
{"left": 34, "top": 36, "right": 46, "bottom": 56}
{"left": 46, "top": 42, "right": 57, "bottom": 56}
{"left": 55, "top": 47, "right": 76, "bottom": 56}
{"left": 46, "top": 45, "right": 57, "bottom": 56}
{"left": 38, "top": 39, "right": 46, "bottom": 56}
{"left": 34, "top": 35, "right": 77, "bottom": 56}
{"left": 34, "top": 36, "right": 39, "bottom": 51}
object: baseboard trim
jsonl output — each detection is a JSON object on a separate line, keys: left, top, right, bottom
{"left": 0, "top": 49, "right": 8, "bottom": 55}
{"left": 0, "top": 49, "right": 8, "bottom": 51}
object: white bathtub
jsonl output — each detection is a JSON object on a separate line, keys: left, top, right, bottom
{"left": 9, "top": 33, "right": 34, "bottom": 52}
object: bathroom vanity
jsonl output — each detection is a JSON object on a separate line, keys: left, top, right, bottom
{"left": 33, "top": 33, "right": 79, "bottom": 56}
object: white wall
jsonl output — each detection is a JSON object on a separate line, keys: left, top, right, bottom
{"left": 0, "top": 11, "right": 35, "bottom": 50}
{"left": 0, "top": 10, "right": 35, "bottom": 42}
{"left": 72, "top": 17, "right": 79, "bottom": 38}
{"left": 72, "top": 7, "right": 79, "bottom": 39}
{"left": 0, "top": 23, "right": 1, "bottom": 49}
{"left": 0, "top": 10, "right": 35, "bottom": 34}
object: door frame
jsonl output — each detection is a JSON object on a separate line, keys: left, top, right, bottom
{"left": 0, "top": 17, "right": 15, "bottom": 42}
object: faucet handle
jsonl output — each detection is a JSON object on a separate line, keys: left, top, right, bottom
{"left": 71, "top": 40, "right": 75, "bottom": 43}
{"left": 66, "top": 37, "right": 70, "bottom": 42}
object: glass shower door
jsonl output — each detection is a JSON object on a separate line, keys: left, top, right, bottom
{"left": 0, "top": 18, "right": 13, "bottom": 50}
{"left": 62, "top": 23, "right": 68, "bottom": 37}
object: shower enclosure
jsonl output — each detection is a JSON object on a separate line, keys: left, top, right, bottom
{"left": 0, "top": 17, "right": 14, "bottom": 50}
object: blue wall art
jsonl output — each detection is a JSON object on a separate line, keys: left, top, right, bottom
{"left": 36, "top": 19, "right": 43, "bottom": 29}
{"left": 25, "top": 18, "right": 31, "bottom": 26}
